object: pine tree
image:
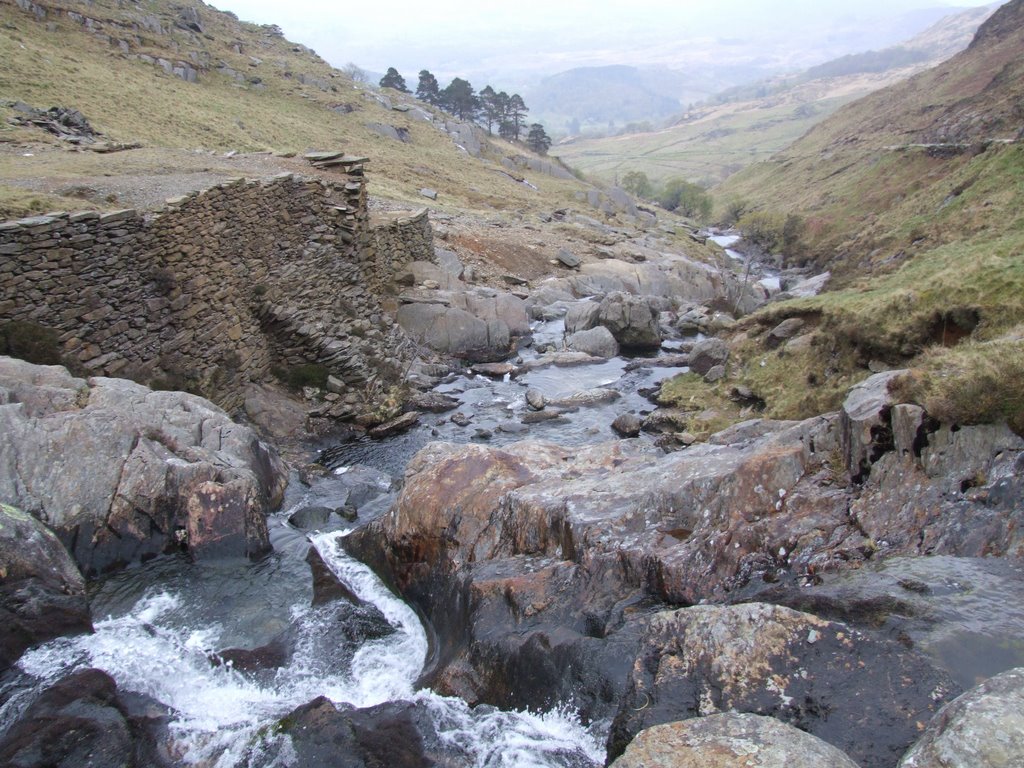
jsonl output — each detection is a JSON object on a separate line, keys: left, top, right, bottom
{"left": 416, "top": 70, "right": 440, "bottom": 105}
{"left": 507, "top": 94, "right": 528, "bottom": 141}
{"left": 379, "top": 67, "right": 409, "bottom": 93}
{"left": 478, "top": 85, "right": 502, "bottom": 134}
{"left": 526, "top": 123, "right": 552, "bottom": 155}
{"left": 441, "top": 78, "right": 479, "bottom": 121}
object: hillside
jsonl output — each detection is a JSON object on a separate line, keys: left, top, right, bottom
{"left": 551, "top": 3, "right": 997, "bottom": 187}
{"left": 666, "top": 0, "right": 1023, "bottom": 432}
{"left": 0, "top": 0, "right": 611, "bottom": 224}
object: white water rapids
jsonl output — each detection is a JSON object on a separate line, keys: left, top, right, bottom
{"left": 4, "top": 532, "right": 604, "bottom": 768}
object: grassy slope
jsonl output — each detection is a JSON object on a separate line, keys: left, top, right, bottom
{"left": 0, "top": 0, "right": 587, "bottom": 217}
{"left": 551, "top": 6, "right": 993, "bottom": 188}
{"left": 660, "top": 1, "right": 1024, "bottom": 429}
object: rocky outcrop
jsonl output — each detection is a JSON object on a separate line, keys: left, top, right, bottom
{"left": 608, "top": 603, "right": 956, "bottom": 766}
{"left": 595, "top": 292, "right": 662, "bottom": 350}
{"left": 0, "top": 502, "right": 91, "bottom": 672}
{"left": 610, "top": 714, "right": 861, "bottom": 768}
{"left": 900, "top": 667, "right": 1024, "bottom": 768}
{"left": 348, "top": 383, "right": 1023, "bottom": 757}
{"left": 0, "top": 358, "right": 288, "bottom": 576}
{"left": 0, "top": 668, "right": 172, "bottom": 768}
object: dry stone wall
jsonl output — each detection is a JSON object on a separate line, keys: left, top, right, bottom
{"left": 0, "top": 172, "right": 434, "bottom": 415}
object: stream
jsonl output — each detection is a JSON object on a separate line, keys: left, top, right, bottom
{"left": 0, "top": 315, "right": 687, "bottom": 767}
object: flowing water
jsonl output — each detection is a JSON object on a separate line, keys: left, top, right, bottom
{"left": 0, "top": 316, "right": 681, "bottom": 766}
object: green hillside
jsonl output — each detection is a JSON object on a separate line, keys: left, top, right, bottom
{"left": 551, "top": 4, "right": 995, "bottom": 188}
{"left": 0, "top": 0, "right": 589, "bottom": 218}
{"left": 663, "top": 0, "right": 1024, "bottom": 431}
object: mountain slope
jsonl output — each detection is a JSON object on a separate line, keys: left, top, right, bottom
{"left": 685, "top": 0, "right": 1024, "bottom": 430}
{"left": 551, "top": 4, "right": 997, "bottom": 187}
{"left": 0, "top": 0, "right": 592, "bottom": 217}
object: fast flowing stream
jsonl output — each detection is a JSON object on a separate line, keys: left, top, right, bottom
{"left": 0, "top": 315, "right": 686, "bottom": 767}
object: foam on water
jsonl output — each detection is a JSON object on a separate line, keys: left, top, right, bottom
{"left": 7, "top": 532, "right": 603, "bottom": 768}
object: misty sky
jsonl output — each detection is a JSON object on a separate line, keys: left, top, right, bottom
{"left": 211, "top": 0, "right": 1000, "bottom": 84}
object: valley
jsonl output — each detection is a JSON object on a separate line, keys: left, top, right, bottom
{"left": 0, "top": 0, "right": 1022, "bottom": 767}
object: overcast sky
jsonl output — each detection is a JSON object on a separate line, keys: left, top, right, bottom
{"left": 210, "top": 0, "right": 1000, "bottom": 83}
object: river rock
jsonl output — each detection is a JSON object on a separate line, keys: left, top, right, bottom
{"left": 0, "top": 359, "right": 287, "bottom": 577}
{"left": 1, "top": 503, "right": 91, "bottom": 672}
{"left": 748, "top": 555, "right": 1024, "bottom": 688}
{"left": 611, "top": 714, "right": 861, "bottom": 768}
{"left": 608, "top": 603, "right": 958, "bottom": 767}
{"left": 596, "top": 292, "right": 662, "bottom": 350}
{"left": 280, "top": 697, "right": 446, "bottom": 767}
{"left": 0, "top": 668, "right": 172, "bottom": 768}
{"left": 307, "top": 545, "right": 361, "bottom": 606}
{"left": 688, "top": 337, "right": 730, "bottom": 375}
{"left": 406, "top": 391, "right": 459, "bottom": 413}
{"left": 471, "top": 362, "right": 517, "bottom": 378}
{"left": 395, "top": 303, "right": 512, "bottom": 362}
{"left": 369, "top": 411, "right": 420, "bottom": 439}
{"left": 900, "top": 667, "right": 1024, "bottom": 768}
{"left": 564, "top": 301, "right": 601, "bottom": 334}
{"left": 526, "top": 388, "right": 546, "bottom": 411}
{"left": 565, "top": 326, "right": 619, "bottom": 358}
{"left": 611, "top": 413, "right": 643, "bottom": 437}
{"left": 547, "top": 388, "right": 621, "bottom": 407}
{"left": 243, "top": 383, "right": 309, "bottom": 443}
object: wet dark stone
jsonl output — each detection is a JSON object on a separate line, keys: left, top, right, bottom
{"left": 306, "top": 546, "right": 362, "bottom": 607}
{"left": 0, "top": 668, "right": 172, "bottom": 768}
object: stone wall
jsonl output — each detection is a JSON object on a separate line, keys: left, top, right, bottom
{"left": 0, "top": 172, "right": 434, "bottom": 415}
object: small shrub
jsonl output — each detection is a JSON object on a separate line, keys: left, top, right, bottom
{"left": 0, "top": 320, "right": 62, "bottom": 365}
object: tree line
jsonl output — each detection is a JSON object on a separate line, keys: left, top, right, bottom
{"left": 378, "top": 67, "right": 551, "bottom": 155}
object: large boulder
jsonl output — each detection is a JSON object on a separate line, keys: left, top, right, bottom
{"left": 611, "top": 714, "right": 861, "bottom": 768}
{"left": 565, "top": 326, "right": 619, "bottom": 358}
{"left": 0, "top": 668, "right": 172, "bottom": 768}
{"left": 608, "top": 603, "right": 957, "bottom": 767}
{"left": 1, "top": 502, "right": 91, "bottom": 672}
{"left": 900, "top": 667, "right": 1024, "bottom": 768}
{"left": 688, "top": 337, "right": 730, "bottom": 375}
{"left": 596, "top": 292, "right": 662, "bottom": 350}
{"left": 395, "top": 303, "right": 512, "bottom": 362}
{"left": 840, "top": 370, "right": 905, "bottom": 482}
{"left": 0, "top": 358, "right": 288, "bottom": 576}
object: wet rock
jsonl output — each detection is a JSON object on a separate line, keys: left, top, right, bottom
{"left": 281, "top": 697, "right": 446, "bottom": 767}
{"left": 900, "top": 667, "right": 1024, "bottom": 768}
{"left": 307, "top": 545, "right": 361, "bottom": 606}
{"left": 688, "top": 338, "right": 730, "bottom": 375}
{"left": 451, "top": 412, "right": 472, "bottom": 427}
{"left": 0, "top": 668, "right": 172, "bottom": 768}
{"left": 0, "top": 503, "right": 91, "bottom": 672}
{"left": 747, "top": 555, "right": 1024, "bottom": 688}
{"left": 611, "top": 713, "right": 861, "bottom": 768}
{"left": 597, "top": 292, "right": 662, "bottom": 350}
{"left": 608, "top": 603, "right": 958, "bottom": 767}
{"left": 0, "top": 359, "right": 287, "bottom": 577}
{"left": 471, "top": 362, "right": 516, "bottom": 378}
{"left": 612, "top": 413, "right": 643, "bottom": 438}
{"left": 406, "top": 391, "right": 459, "bottom": 413}
{"left": 498, "top": 421, "right": 528, "bottom": 434}
{"left": 526, "top": 388, "right": 546, "bottom": 411}
{"left": 288, "top": 505, "right": 336, "bottom": 529}
{"left": 547, "top": 388, "right": 621, "bottom": 407}
{"left": 369, "top": 411, "right": 421, "bottom": 439}
{"left": 565, "top": 326, "right": 619, "bottom": 358}
{"left": 521, "top": 410, "right": 566, "bottom": 425}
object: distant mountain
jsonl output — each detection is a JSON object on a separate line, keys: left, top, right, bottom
{"left": 551, "top": 3, "right": 997, "bottom": 186}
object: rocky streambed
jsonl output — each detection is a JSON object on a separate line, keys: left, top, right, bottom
{"left": 2, "top": 220, "right": 1023, "bottom": 766}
